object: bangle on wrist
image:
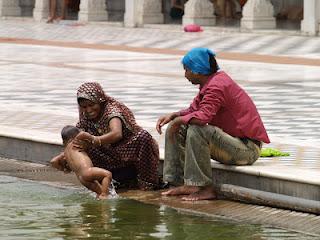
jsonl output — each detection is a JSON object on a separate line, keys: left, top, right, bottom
{"left": 92, "top": 136, "right": 102, "bottom": 147}
{"left": 97, "top": 137, "right": 102, "bottom": 147}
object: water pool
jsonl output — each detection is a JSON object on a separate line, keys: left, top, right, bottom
{"left": 0, "top": 176, "right": 316, "bottom": 240}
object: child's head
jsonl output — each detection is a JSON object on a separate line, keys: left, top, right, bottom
{"left": 61, "top": 125, "right": 80, "bottom": 145}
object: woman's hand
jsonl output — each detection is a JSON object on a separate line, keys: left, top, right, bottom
{"left": 156, "top": 112, "right": 178, "bottom": 134}
{"left": 73, "top": 131, "right": 94, "bottom": 151}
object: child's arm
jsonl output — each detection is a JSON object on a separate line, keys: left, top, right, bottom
{"left": 50, "top": 152, "right": 71, "bottom": 172}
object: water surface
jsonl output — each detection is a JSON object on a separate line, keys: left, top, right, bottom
{"left": 0, "top": 176, "right": 316, "bottom": 240}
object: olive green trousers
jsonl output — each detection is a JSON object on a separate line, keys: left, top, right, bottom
{"left": 163, "top": 123, "right": 261, "bottom": 187}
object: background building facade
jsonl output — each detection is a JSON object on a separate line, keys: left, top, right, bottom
{"left": 0, "top": 0, "right": 318, "bottom": 35}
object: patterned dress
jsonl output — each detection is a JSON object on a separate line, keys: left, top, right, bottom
{"left": 76, "top": 82, "right": 159, "bottom": 189}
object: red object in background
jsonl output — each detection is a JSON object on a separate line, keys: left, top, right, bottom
{"left": 239, "top": 0, "right": 247, "bottom": 7}
{"left": 184, "top": 24, "right": 203, "bottom": 32}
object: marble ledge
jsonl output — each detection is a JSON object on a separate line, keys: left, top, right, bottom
{"left": 1, "top": 124, "right": 318, "bottom": 187}
{"left": 211, "top": 161, "right": 320, "bottom": 186}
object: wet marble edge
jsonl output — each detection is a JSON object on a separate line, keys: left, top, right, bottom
{"left": 1, "top": 125, "right": 319, "bottom": 186}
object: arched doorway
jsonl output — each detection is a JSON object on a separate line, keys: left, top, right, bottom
{"left": 271, "top": 0, "right": 303, "bottom": 30}
{"left": 20, "top": 0, "right": 35, "bottom": 16}
{"left": 66, "top": 0, "right": 80, "bottom": 20}
{"left": 107, "top": 0, "right": 125, "bottom": 22}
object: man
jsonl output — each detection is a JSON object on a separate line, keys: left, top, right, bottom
{"left": 156, "top": 48, "right": 269, "bottom": 201}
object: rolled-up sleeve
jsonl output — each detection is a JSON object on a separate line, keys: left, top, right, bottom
{"left": 180, "top": 85, "right": 224, "bottom": 124}
{"left": 178, "top": 96, "right": 198, "bottom": 116}
{"left": 178, "top": 106, "right": 192, "bottom": 116}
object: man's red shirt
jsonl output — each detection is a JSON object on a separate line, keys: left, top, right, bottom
{"left": 179, "top": 71, "right": 270, "bottom": 143}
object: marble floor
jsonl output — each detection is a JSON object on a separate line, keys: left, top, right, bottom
{"left": 0, "top": 19, "right": 319, "bottom": 179}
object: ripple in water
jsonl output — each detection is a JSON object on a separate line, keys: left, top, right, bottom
{"left": 0, "top": 176, "right": 317, "bottom": 240}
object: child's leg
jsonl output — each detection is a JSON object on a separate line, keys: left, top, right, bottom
{"left": 97, "top": 175, "right": 112, "bottom": 199}
{"left": 81, "top": 167, "right": 112, "bottom": 199}
{"left": 78, "top": 177, "right": 102, "bottom": 196}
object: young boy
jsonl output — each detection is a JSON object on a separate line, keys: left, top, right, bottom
{"left": 50, "top": 125, "right": 112, "bottom": 200}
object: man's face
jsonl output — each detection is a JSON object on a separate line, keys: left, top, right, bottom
{"left": 184, "top": 67, "right": 201, "bottom": 85}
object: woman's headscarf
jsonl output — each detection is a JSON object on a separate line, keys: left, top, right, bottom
{"left": 77, "top": 82, "right": 141, "bottom": 133}
{"left": 182, "top": 47, "right": 219, "bottom": 75}
{"left": 77, "top": 82, "right": 106, "bottom": 104}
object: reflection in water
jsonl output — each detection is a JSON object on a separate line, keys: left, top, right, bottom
{"left": 0, "top": 176, "right": 317, "bottom": 240}
{"left": 62, "top": 199, "right": 163, "bottom": 239}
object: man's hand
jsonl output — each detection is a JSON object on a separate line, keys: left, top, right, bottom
{"left": 167, "top": 117, "right": 183, "bottom": 140}
{"left": 156, "top": 113, "right": 178, "bottom": 134}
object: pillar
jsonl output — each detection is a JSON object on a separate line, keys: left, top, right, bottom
{"left": 124, "top": 0, "right": 141, "bottom": 27}
{"left": 140, "top": 0, "right": 163, "bottom": 24}
{"left": 182, "top": 0, "right": 216, "bottom": 26}
{"left": 78, "top": 0, "right": 108, "bottom": 22}
{"left": 33, "top": 0, "right": 48, "bottom": 21}
{"left": 241, "top": 0, "right": 276, "bottom": 29}
{"left": 301, "top": 0, "right": 320, "bottom": 36}
{"left": 124, "top": 0, "right": 163, "bottom": 27}
{"left": 0, "top": 0, "right": 21, "bottom": 17}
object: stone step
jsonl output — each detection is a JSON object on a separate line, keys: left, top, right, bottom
{"left": 0, "top": 125, "right": 319, "bottom": 214}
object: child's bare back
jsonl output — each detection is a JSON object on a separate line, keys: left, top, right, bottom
{"left": 64, "top": 142, "right": 93, "bottom": 174}
{"left": 51, "top": 125, "right": 112, "bottom": 200}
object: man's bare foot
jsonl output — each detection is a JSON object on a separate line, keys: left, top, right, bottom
{"left": 161, "top": 185, "right": 200, "bottom": 196}
{"left": 181, "top": 186, "right": 216, "bottom": 201}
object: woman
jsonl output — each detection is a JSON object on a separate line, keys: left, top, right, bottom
{"left": 53, "top": 82, "right": 159, "bottom": 190}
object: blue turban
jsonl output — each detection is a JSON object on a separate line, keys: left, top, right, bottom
{"left": 182, "top": 48, "right": 219, "bottom": 75}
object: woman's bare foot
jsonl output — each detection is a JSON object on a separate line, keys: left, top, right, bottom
{"left": 181, "top": 186, "right": 216, "bottom": 201}
{"left": 161, "top": 185, "right": 200, "bottom": 196}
